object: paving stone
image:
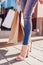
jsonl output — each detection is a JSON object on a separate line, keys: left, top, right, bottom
{"left": 2, "top": 47, "right": 20, "bottom": 63}
{"left": 12, "top": 61, "right": 29, "bottom": 65}
{"left": 30, "top": 48, "right": 43, "bottom": 62}
{"left": 0, "top": 53, "right": 10, "bottom": 65}
{"left": 32, "top": 40, "right": 43, "bottom": 48}
{"left": 25, "top": 56, "right": 43, "bottom": 65}
{"left": 14, "top": 44, "right": 22, "bottom": 50}
{"left": 0, "top": 40, "right": 43, "bottom": 65}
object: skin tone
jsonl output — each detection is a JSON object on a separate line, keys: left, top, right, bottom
{"left": 17, "top": 0, "right": 20, "bottom": 5}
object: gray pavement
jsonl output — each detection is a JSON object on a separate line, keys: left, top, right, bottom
{"left": 0, "top": 40, "right": 43, "bottom": 65}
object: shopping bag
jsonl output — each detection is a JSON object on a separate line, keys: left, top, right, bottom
{"left": 37, "top": 0, "right": 43, "bottom": 17}
{"left": 2, "top": 9, "right": 15, "bottom": 28}
{"left": 18, "top": 12, "right": 24, "bottom": 42}
{"left": 8, "top": 11, "right": 24, "bottom": 44}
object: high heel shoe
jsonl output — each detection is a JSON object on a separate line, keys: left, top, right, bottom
{"left": 29, "top": 41, "right": 32, "bottom": 52}
{"left": 15, "top": 42, "right": 32, "bottom": 61}
{"left": 15, "top": 45, "right": 28, "bottom": 61}
{"left": 26, "top": 41, "right": 32, "bottom": 57}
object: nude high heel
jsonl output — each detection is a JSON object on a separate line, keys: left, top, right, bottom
{"left": 26, "top": 41, "right": 32, "bottom": 57}
{"left": 15, "top": 45, "right": 28, "bottom": 61}
{"left": 29, "top": 41, "right": 32, "bottom": 52}
{"left": 15, "top": 42, "right": 32, "bottom": 61}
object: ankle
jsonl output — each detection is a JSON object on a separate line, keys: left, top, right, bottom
{"left": 20, "top": 45, "right": 28, "bottom": 57}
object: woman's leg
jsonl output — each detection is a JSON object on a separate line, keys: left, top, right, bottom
{"left": 23, "top": 0, "right": 37, "bottom": 45}
{"left": 20, "top": 0, "right": 27, "bottom": 12}
{"left": 16, "top": 0, "right": 37, "bottom": 61}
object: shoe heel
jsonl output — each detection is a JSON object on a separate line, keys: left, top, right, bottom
{"left": 29, "top": 41, "right": 32, "bottom": 52}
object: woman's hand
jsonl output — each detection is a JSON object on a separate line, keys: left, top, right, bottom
{"left": 39, "top": 0, "right": 43, "bottom": 4}
{"left": 17, "top": 0, "right": 20, "bottom": 5}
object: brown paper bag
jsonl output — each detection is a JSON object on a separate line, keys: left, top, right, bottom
{"left": 8, "top": 11, "right": 24, "bottom": 44}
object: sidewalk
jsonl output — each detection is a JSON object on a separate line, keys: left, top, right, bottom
{"left": 0, "top": 38, "right": 43, "bottom": 65}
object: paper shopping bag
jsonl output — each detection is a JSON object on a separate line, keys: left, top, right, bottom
{"left": 18, "top": 12, "right": 24, "bottom": 42}
{"left": 37, "top": 0, "right": 43, "bottom": 17}
{"left": 8, "top": 11, "right": 24, "bottom": 44}
{"left": 2, "top": 9, "right": 15, "bottom": 28}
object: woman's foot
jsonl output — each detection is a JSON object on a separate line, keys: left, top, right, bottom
{"left": 15, "top": 42, "right": 32, "bottom": 61}
{"left": 15, "top": 55, "right": 24, "bottom": 61}
{"left": 26, "top": 41, "right": 32, "bottom": 57}
{"left": 15, "top": 45, "right": 28, "bottom": 61}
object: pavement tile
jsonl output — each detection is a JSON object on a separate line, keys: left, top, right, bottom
{"left": 25, "top": 56, "right": 43, "bottom": 65}
{"left": 13, "top": 44, "right": 22, "bottom": 50}
{"left": 0, "top": 53, "right": 10, "bottom": 65}
{"left": 2, "top": 46, "right": 20, "bottom": 62}
{"left": 32, "top": 40, "right": 43, "bottom": 48}
{"left": 2, "top": 46, "right": 29, "bottom": 65}
{"left": 0, "top": 40, "right": 43, "bottom": 65}
{"left": 12, "top": 61, "right": 29, "bottom": 65}
{"left": 30, "top": 48, "right": 43, "bottom": 62}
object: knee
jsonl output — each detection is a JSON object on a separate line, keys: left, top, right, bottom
{"left": 23, "top": 13, "right": 31, "bottom": 19}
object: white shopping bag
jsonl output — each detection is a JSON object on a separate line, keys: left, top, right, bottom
{"left": 37, "top": 0, "right": 43, "bottom": 17}
{"left": 2, "top": 9, "right": 15, "bottom": 28}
